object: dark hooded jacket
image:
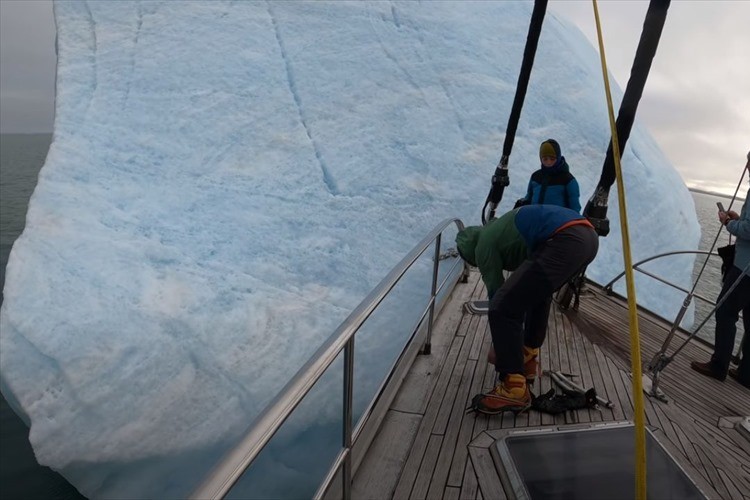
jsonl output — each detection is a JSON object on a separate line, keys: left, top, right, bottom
{"left": 519, "top": 140, "right": 581, "bottom": 213}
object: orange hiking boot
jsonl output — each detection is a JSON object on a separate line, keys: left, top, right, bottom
{"left": 467, "top": 374, "right": 531, "bottom": 415}
{"left": 523, "top": 346, "right": 540, "bottom": 381}
{"left": 487, "top": 346, "right": 540, "bottom": 381}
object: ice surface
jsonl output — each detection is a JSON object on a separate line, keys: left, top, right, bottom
{"left": 0, "top": 1, "right": 699, "bottom": 498}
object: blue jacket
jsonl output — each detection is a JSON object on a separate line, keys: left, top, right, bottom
{"left": 514, "top": 204, "right": 588, "bottom": 251}
{"left": 726, "top": 188, "right": 750, "bottom": 276}
{"left": 521, "top": 158, "right": 581, "bottom": 213}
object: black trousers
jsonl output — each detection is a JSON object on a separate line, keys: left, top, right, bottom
{"left": 488, "top": 225, "right": 599, "bottom": 376}
{"left": 712, "top": 265, "right": 750, "bottom": 383}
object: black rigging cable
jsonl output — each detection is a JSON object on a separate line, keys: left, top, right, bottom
{"left": 559, "top": 0, "right": 671, "bottom": 310}
{"left": 482, "top": 0, "right": 548, "bottom": 224}
{"left": 583, "top": 0, "right": 671, "bottom": 236}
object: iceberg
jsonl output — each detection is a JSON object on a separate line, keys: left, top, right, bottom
{"left": 0, "top": 1, "right": 699, "bottom": 498}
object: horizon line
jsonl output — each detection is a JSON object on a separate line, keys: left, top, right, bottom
{"left": 688, "top": 187, "right": 745, "bottom": 202}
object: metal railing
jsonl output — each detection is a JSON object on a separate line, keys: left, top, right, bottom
{"left": 604, "top": 250, "right": 717, "bottom": 304}
{"left": 602, "top": 249, "right": 747, "bottom": 400}
{"left": 602, "top": 249, "right": 743, "bottom": 361}
{"left": 190, "top": 218, "right": 469, "bottom": 500}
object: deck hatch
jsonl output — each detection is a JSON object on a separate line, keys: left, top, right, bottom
{"left": 739, "top": 416, "right": 750, "bottom": 441}
{"left": 491, "top": 423, "right": 706, "bottom": 500}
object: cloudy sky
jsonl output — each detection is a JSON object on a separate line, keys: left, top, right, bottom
{"left": 1, "top": 0, "right": 748, "bottom": 195}
{"left": 548, "top": 0, "right": 750, "bottom": 196}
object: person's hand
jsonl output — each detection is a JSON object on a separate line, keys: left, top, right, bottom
{"left": 721, "top": 210, "right": 739, "bottom": 225}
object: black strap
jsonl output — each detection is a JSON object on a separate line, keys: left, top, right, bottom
{"left": 583, "top": 0, "right": 671, "bottom": 236}
{"left": 501, "top": 0, "right": 548, "bottom": 160}
{"left": 597, "top": 0, "right": 670, "bottom": 189}
{"left": 483, "top": 0, "right": 548, "bottom": 223}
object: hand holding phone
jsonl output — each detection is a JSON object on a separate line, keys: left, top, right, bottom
{"left": 717, "top": 202, "right": 726, "bottom": 213}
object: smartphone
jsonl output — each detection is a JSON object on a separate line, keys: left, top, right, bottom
{"left": 717, "top": 202, "right": 726, "bottom": 212}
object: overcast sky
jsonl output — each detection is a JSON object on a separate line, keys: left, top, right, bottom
{"left": 1, "top": 0, "right": 748, "bottom": 195}
{"left": 0, "top": 0, "right": 56, "bottom": 135}
{"left": 549, "top": 0, "right": 750, "bottom": 197}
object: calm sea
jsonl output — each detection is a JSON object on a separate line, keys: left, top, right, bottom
{"left": 0, "top": 133, "right": 744, "bottom": 498}
{"left": 0, "top": 134, "right": 86, "bottom": 499}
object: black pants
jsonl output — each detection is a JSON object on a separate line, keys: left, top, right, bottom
{"left": 488, "top": 225, "right": 599, "bottom": 376}
{"left": 712, "top": 265, "right": 750, "bottom": 383}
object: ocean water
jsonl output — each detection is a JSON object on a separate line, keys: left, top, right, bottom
{"left": 688, "top": 190, "right": 746, "bottom": 347}
{"left": 0, "top": 134, "right": 85, "bottom": 499}
{"left": 0, "top": 133, "right": 745, "bottom": 497}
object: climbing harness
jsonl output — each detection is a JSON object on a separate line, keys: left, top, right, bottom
{"left": 465, "top": 370, "right": 613, "bottom": 415}
{"left": 531, "top": 387, "right": 599, "bottom": 415}
{"left": 547, "top": 370, "right": 615, "bottom": 409}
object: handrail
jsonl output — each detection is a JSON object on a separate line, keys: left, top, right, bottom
{"left": 348, "top": 254, "right": 466, "bottom": 448}
{"left": 603, "top": 250, "right": 717, "bottom": 293}
{"left": 190, "top": 218, "right": 469, "bottom": 500}
{"left": 602, "top": 249, "right": 742, "bottom": 359}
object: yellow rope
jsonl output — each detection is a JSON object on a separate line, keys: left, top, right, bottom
{"left": 591, "top": 1, "right": 648, "bottom": 498}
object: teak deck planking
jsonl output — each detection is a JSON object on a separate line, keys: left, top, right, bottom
{"left": 353, "top": 270, "right": 750, "bottom": 500}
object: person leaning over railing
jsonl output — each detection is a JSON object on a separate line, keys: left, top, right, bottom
{"left": 691, "top": 153, "right": 750, "bottom": 389}
{"left": 456, "top": 205, "right": 599, "bottom": 413}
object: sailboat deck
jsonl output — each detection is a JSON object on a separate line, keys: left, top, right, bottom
{"left": 353, "top": 270, "right": 750, "bottom": 499}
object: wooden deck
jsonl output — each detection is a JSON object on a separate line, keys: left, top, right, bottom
{"left": 353, "top": 270, "right": 750, "bottom": 499}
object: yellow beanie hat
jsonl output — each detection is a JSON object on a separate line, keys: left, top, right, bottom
{"left": 539, "top": 141, "right": 557, "bottom": 159}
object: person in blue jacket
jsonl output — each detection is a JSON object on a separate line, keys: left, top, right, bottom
{"left": 691, "top": 153, "right": 750, "bottom": 389}
{"left": 515, "top": 139, "right": 581, "bottom": 213}
{"left": 456, "top": 205, "right": 599, "bottom": 413}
